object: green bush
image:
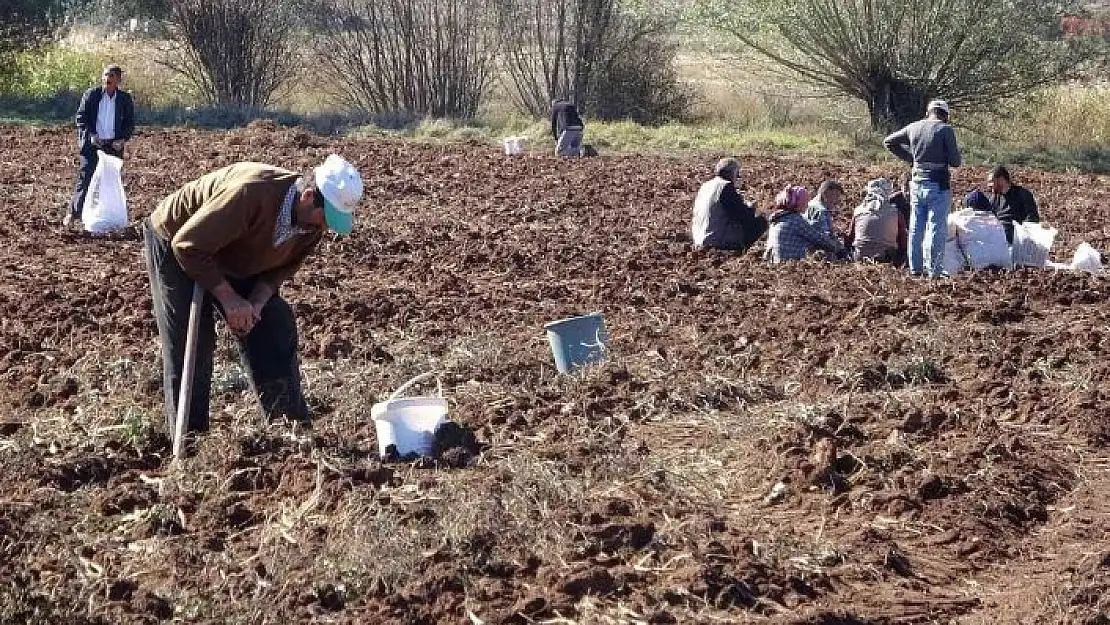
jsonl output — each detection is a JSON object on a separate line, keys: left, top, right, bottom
{"left": 2, "top": 46, "right": 101, "bottom": 98}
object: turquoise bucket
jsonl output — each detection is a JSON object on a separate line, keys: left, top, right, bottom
{"left": 544, "top": 312, "right": 609, "bottom": 374}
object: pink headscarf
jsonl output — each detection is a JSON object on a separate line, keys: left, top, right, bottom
{"left": 774, "top": 185, "right": 810, "bottom": 212}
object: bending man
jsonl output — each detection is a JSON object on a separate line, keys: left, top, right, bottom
{"left": 551, "top": 99, "right": 585, "bottom": 157}
{"left": 143, "top": 155, "right": 364, "bottom": 441}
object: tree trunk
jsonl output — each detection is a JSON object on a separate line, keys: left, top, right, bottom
{"left": 867, "top": 73, "right": 931, "bottom": 134}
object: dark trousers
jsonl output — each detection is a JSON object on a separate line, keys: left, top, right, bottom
{"left": 70, "top": 145, "right": 123, "bottom": 219}
{"left": 1001, "top": 221, "right": 1015, "bottom": 245}
{"left": 142, "top": 220, "right": 308, "bottom": 437}
{"left": 742, "top": 215, "right": 769, "bottom": 250}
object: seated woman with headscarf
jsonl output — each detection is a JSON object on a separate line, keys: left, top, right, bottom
{"left": 765, "top": 185, "right": 846, "bottom": 263}
{"left": 845, "top": 178, "right": 908, "bottom": 264}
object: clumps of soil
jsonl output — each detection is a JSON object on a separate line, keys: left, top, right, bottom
{"left": 315, "top": 332, "right": 395, "bottom": 362}
{"left": 582, "top": 521, "right": 655, "bottom": 553}
{"left": 95, "top": 482, "right": 157, "bottom": 515}
{"left": 533, "top": 562, "right": 625, "bottom": 614}
{"left": 105, "top": 579, "right": 172, "bottom": 620}
{"left": 663, "top": 540, "right": 827, "bottom": 613}
{"left": 857, "top": 358, "right": 948, "bottom": 391}
{"left": 557, "top": 566, "right": 617, "bottom": 597}
{"left": 49, "top": 456, "right": 115, "bottom": 492}
{"left": 916, "top": 471, "right": 969, "bottom": 502}
{"left": 797, "top": 438, "right": 862, "bottom": 494}
{"left": 307, "top": 583, "right": 346, "bottom": 612}
{"left": 431, "top": 421, "right": 481, "bottom": 467}
{"left": 133, "top": 589, "right": 173, "bottom": 619}
{"left": 0, "top": 420, "right": 24, "bottom": 436}
{"left": 382, "top": 420, "right": 482, "bottom": 468}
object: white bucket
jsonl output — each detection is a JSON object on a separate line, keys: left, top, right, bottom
{"left": 502, "top": 136, "right": 527, "bottom": 156}
{"left": 371, "top": 373, "right": 447, "bottom": 459}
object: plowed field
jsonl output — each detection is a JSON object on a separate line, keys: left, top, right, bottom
{"left": 1, "top": 122, "right": 1108, "bottom": 624}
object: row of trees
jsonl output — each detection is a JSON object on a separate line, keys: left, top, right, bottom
{"left": 157, "top": 0, "right": 1110, "bottom": 130}
{"left": 3, "top": 0, "right": 1105, "bottom": 130}
{"left": 161, "top": 0, "right": 690, "bottom": 124}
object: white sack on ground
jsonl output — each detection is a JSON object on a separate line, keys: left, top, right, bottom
{"left": 81, "top": 153, "right": 129, "bottom": 234}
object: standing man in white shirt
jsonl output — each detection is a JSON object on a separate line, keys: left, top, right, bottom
{"left": 65, "top": 64, "right": 135, "bottom": 228}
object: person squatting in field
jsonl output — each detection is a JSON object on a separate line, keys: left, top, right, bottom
{"left": 65, "top": 64, "right": 135, "bottom": 229}
{"left": 142, "top": 155, "right": 364, "bottom": 441}
{"left": 691, "top": 157, "right": 769, "bottom": 252}
{"left": 889, "top": 174, "right": 912, "bottom": 227}
{"left": 845, "top": 178, "right": 908, "bottom": 264}
{"left": 986, "top": 165, "right": 1041, "bottom": 244}
{"left": 883, "top": 99, "right": 962, "bottom": 277}
{"left": 765, "top": 185, "right": 846, "bottom": 263}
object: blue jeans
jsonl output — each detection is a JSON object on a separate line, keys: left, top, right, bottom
{"left": 908, "top": 181, "right": 952, "bottom": 277}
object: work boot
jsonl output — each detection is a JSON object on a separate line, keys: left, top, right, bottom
{"left": 254, "top": 378, "right": 310, "bottom": 423}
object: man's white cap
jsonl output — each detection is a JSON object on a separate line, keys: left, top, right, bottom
{"left": 314, "top": 154, "right": 363, "bottom": 235}
{"left": 927, "top": 99, "right": 951, "bottom": 116}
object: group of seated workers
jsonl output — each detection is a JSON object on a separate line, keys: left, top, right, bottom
{"left": 691, "top": 158, "right": 1039, "bottom": 266}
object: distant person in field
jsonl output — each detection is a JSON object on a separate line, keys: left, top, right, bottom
{"left": 143, "top": 155, "right": 364, "bottom": 443}
{"left": 986, "top": 165, "right": 1041, "bottom": 244}
{"left": 845, "top": 178, "right": 908, "bottom": 264}
{"left": 805, "top": 180, "right": 846, "bottom": 239}
{"left": 65, "top": 64, "right": 135, "bottom": 228}
{"left": 551, "top": 98, "right": 585, "bottom": 157}
{"left": 691, "top": 158, "right": 769, "bottom": 252}
{"left": 765, "top": 185, "right": 845, "bottom": 263}
{"left": 883, "top": 99, "right": 962, "bottom": 277}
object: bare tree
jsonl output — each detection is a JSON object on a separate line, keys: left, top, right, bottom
{"left": 495, "top": 0, "right": 690, "bottom": 123}
{"left": 697, "top": 0, "right": 1103, "bottom": 132}
{"left": 496, "top": 0, "right": 609, "bottom": 115}
{"left": 314, "top": 0, "right": 498, "bottom": 118}
{"left": 162, "top": 0, "right": 298, "bottom": 108}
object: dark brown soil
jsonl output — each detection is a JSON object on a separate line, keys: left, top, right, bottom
{"left": 0, "top": 123, "right": 1108, "bottom": 624}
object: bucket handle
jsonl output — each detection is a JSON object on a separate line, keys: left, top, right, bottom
{"left": 388, "top": 372, "right": 443, "bottom": 401}
{"left": 579, "top": 327, "right": 609, "bottom": 352}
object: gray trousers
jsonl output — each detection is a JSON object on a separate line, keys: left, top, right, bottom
{"left": 556, "top": 126, "right": 584, "bottom": 157}
{"left": 142, "top": 220, "right": 308, "bottom": 436}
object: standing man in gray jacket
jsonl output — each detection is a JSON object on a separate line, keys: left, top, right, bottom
{"left": 883, "top": 100, "right": 962, "bottom": 277}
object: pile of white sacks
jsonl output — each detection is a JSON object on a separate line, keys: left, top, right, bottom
{"left": 930, "top": 209, "right": 1104, "bottom": 276}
